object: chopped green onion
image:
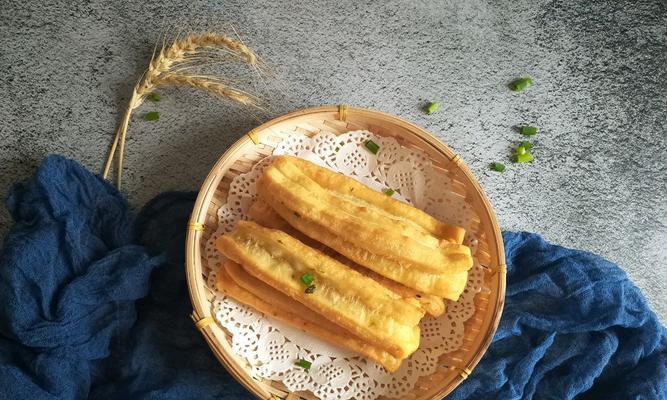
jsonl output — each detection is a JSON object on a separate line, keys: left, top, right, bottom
{"left": 490, "top": 162, "right": 505, "bottom": 172}
{"left": 516, "top": 146, "right": 527, "bottom": 155}
{"left": 510, "top": 76, "right": 533, "bottom": 92}
{"left": 144, "top": 111, "right": 160, "bottom": 121}
{"left": 305, "top": 284, "right": 316, "bottom": 294}
{"left": 295, "top": 359, "right": 312, "bottom": 370}
{"left": 383, "top": 188, "right": 395, "bottom": 196}
{"left": 520, "top": 140, "right": 532, "bottom": 150}
{"left": 519, "top": 126, "right": 537, "bottom": 136}
{"left": 516, "top": 153, "right": 534, "bottom": 163}
{"left": 147, "top": 92, "right": 161, "bottom": 102}
{"left": 300, "top": 272, "right": 314, "bottom": 286}
{"left": 425, "top": 102, "right": 440, "bottom": 114}
{"left": 364, "top": 140, "right": 380, "bottom": 154}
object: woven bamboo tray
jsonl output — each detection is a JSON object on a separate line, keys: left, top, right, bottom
{"left": 186, "top": 105, "right": 506, "bottom": 400}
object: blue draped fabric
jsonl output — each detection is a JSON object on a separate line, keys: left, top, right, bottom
{"left": 0, "top": 156, "right": 664, "bottom": 399}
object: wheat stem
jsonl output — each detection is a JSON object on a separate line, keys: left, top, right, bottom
{"left": 102, "top": 103, "right": 134, "bottom": 180}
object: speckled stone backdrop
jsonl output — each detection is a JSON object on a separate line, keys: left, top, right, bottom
{"left": 1, "top": 0, "right": 665, "bottom": 321}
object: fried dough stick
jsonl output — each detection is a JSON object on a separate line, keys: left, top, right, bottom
{"left": 266, "top": 199, "right": 468, "bottom": 300}
{"left": 258, "top": 157, "right": 473, "bottom": 274}
{"left": 216, "top": 221, "right": 423, "bottom": 358}
{"left": 248, "top": 200, "right": 446, "bottom": 316}
{"left": 280, "top": 155, "right": 465, "bottom": 244}
{"left": 217, "top": 261, "right": 402, "bottom": 372}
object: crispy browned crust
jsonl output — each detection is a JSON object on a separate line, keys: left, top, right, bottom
{"left": 248, "top": 200, "right": 446, "bottom": 316}
{"left": 352, "top": 265, "right": 446, "bottom": 316}
{"left": 279, "top": 155, "right": 465, "bottom": 243}
{"left": 266, "top": 198, "right": 469, "bottom": 300}
{"left": 216, "top": 220, "right": 423, "bottom": 358}
{"left": 218, "top": 261, "right": 402, "bottom": 372}
{"left": 258, "top": 160, "right": 472, "bottom": 274}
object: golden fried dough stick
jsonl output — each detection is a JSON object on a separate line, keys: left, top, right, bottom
{"left": 262, "top": 160, "right": 471, "bottom": 273}
{"left": 258, "top": 163, "right": 472, "bottom": 274}
{"left": 278, "top": 155, "right": 465, "bottom": 244}
{"left": 218, "top": 261, "right": 403, "bottom": 372}
{"left": 267, "top": 199, "right": 468, "bottom": 300}
{"left": 248, "top": 200, "right": 445, "bottom": 316}
{"left": 271, "top": 158, "right": 441, "bottom": 249}
{"left": 216, "top": 221, "right": 423, "bottom": 358}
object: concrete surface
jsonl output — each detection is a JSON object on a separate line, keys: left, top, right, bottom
{"left": 0, "top": 1, "right": 665, "bottom": 322}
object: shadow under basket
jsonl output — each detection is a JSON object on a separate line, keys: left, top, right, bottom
{"left": 186, "top": 105, "right": 506, "bottom": 400}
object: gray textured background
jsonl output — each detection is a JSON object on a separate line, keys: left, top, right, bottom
{"left": 1, "top": 0, "right": 665, "bottom": 322}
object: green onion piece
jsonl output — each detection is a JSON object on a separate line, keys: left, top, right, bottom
{"left": 516, "top": 153, "right": 534, "bottom": 163}
{"left": 516, "top": 146, "right": 527, "bottom": 155}
{"left": 425, "top": 102, "right": 440, "bottom": 114}
{"left": 519, "top": 126, "right": 537, "bottom": 136}
{"left": 383, "top": 188, "right": 395, "bottom": 196}
{"left": 520, "top": 140, "right": 532, "bottom": 150}
{"left": 364, "top": 140, "right": 380, "bottom": 154}
{"left": 490, "top": 162, "right": 505, "bottom": 172}
{"left": 144, "top": 111, "right": 160, "bottom": 121}
{"left": 147, "top": 92, "right": 161, "bottom": 102}
{"left": 300, "top": 272, "right": 314, "bottom": 286}
{"left": 305, "top": 284, "right": 316, "bottom": 294}
{"left": 510, "top": 76, "right": 533, "bottom": 92}
{"left": 295, "top": 359, "right": 312, "bottom": 370}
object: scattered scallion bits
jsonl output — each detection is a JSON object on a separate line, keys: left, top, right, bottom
{"left": 364, "top": 140, "right": 380, "bottom": 155}
{"left": 520, "top": 140, "right": 532, "bottom": 151}
{"left": 490, "top": 162, "right": 505, "bottom": 172}
{"left": 147, "top": 92, "right": 161, "bottom": 102}
{"left": 516, "top": 153, "right": 534, "bottom": 163}
{"left": 383, "top": 188, "right": 395, "bottom": 196}
{"left": 516, "top": 146, "right": 527, "bottom": 155}
{"left": 519, "top": 126, "right": 537, "bottom": 136}
{"left": 305, "top": 284, "right": 316, "bottom": 294}
{"left": 144, "top": 111, "right": 160, "bottom": 121}
{"left": 510, "top": 76, "right": 533, "bottom": 92}
{"left": 425, "top": 101, "right": 440, "bottom": 114}
{"left": 300, "top": 272, "right": 314, "bottom": 286}
{"left": 295, "top": 359, "right": 312, "bottom": 370}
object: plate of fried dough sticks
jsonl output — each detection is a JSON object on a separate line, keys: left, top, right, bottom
{"left": 186, "top": 106, "right": 505, "bottom": 400}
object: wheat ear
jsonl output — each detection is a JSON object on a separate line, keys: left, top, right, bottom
{"left": 103, "top": 32, "right": 261, "bottom": 189}
{"left": 155, "top": 74, "right": 258, "bottom": 105}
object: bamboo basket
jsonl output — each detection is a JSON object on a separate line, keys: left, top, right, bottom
{"left": 186, "top": 105, "right": 506, "bottom": 400}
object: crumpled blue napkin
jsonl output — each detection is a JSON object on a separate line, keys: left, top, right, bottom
{"left": 0, "top": 155, "right": 664, "bottom": 399}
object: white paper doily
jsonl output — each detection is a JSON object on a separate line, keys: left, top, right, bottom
{"left": 204, "top": 130, "right": 485, "bottom": 400}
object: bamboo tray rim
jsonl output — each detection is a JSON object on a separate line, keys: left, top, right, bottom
{"left": 186, "top": 105, "right": 506, "bottom": 400}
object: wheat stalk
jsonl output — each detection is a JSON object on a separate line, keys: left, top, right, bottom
{"left": 103, "top": 32, "right": 262, "bottom": 188}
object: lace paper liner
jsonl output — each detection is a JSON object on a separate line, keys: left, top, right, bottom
{"left": 204, "top": 130, "right": 485, "bottom": 400}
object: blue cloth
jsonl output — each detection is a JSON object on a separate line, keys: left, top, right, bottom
{"left": 0, "top": 156, "right": 664, "bottom": 399}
